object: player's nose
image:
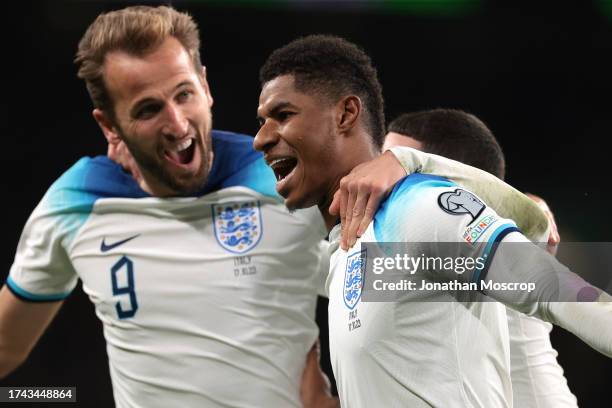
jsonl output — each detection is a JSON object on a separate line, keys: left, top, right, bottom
{"left": 253, "top": 123, "right": 279, "bottom": 153}
{"left": 161, "top": 103, "right": 189, "bottom": 140}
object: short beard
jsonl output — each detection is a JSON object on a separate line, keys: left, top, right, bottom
{"left": 117, "top": 125, "right": 212, "bottom": 196}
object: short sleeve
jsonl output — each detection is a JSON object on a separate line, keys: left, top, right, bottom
{"left": 373, "top": 174, "right": 520, "bottom": 283}
{"left": 7, "top": 158, "right": 106, "bottom": 301}
{"left": 8, "top": 199, "right": 79, "bottom": 301}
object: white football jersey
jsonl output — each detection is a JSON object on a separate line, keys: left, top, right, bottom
{"left": 8, "top": 131, "right": 328, "bottom": 408}
{"left": 326, "top": 174, "right": 519, "bottom": 408}
{"left": 506, "top": 310, "right": 577, "bottom": 407}
{"left": 389, "top": 146, "right": 578, "bottom": 407}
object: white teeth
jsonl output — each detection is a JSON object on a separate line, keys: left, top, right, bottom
{"left": 269, "top": 157, "right": 293, "bottom": 167}
{"left": 173, "top": 138, "right": 193, "bottom": 153}
{"left": 268, "top": 157, "right": 296, "bottom": 182}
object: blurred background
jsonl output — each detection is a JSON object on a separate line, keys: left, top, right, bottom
{"left": 2, "top": 0, "right": 611, "bottom": 406}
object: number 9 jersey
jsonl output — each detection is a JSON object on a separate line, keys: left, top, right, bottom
{"left": 7, "top": 130, "right": 329, "bottom": 408}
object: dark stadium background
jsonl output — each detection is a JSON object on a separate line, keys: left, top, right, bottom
{"left": 2, "top": 0, "right": 611, "bottom": 406}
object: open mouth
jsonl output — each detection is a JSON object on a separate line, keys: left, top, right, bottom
{"left": 165, "top": 138, "right": 196, "bottom": 167}
{"left": 269, "top": 157, "right": 298, "bottom": 182}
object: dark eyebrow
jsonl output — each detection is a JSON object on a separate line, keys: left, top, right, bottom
{"left": 269, "top": 101, "right": 295, "bottom": 116}
{"left": 130, "top": 80, "right": 194, "bottom": 118}
{"left": 257, "top": 101, "right": 296, "bottom": 122}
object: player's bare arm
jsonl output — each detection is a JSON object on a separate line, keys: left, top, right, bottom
{"left": 0, "top": 286, "right": 63, "bottom": 378}
{"left": 300, "top": 341, "right": 340, "bottom": 408}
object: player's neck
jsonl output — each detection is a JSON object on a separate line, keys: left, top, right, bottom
{"left": 318, "top": 175, "right": 343, "bottom": 232}
{"left": 318, "top": 146, "right": 381, "bottom": 232}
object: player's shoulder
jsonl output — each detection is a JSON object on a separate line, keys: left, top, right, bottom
{"left": 204, "top": 130, "right": 279, "bottom": 199}
{"left": 373, "top": 174, "right": 493, "bottom": 241}
{"left": 377, "top": 173, "right": 458, "bottom": 217}
{"left": 372, "top": 174, "right": 453, "bottom": 240}
{"left": 44, "top": 156, "right": 147, "bottom": 214}
{"left": 390, "top": 173, "right": 457, "bottom": 200}
{"left": 373, "top": 173, "right": 518, "bottom": 243}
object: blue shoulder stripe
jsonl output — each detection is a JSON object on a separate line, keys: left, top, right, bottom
{"left": 42, "top": 156, "right": 147, "bottom": 243}
{"left": 374, "top": 174, "right": 457, "bottom": 242}
{"left": 48, "top": 156, "right": 147, "bottom": 210}
{"left": 220, "top": 157, "right": 280, "bottom": 199}
{"left": 47, "top": 130, "right": 279, "bottom": 211}
{"left": 202, "top": 130, "right": 280, "bottom": 199}
{"left": 201, "top": 130, "right": 260, "bottom": 193}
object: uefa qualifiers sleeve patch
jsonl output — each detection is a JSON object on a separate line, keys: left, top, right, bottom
{"left": 462, "top": 214, "right": 498, "bottom": 244}
{"left": 438, "top": 189, "right": 485, "bottom": 223}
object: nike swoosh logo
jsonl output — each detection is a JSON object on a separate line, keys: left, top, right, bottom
{"left": 100, "top": 234, "right": 140, "bottom": 252}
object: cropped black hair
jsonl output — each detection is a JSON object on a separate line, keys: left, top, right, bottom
{"left": 260, "top": 35, "right": 385, "bottom": 148}
{"left": 388, "top": 109, "right": 506, "bottom": 179}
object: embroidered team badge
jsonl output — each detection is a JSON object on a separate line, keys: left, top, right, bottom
{"left": 438, "top": 189, "right": 485, "bottom": 222}
{"left": 344, "top": 250, "right": 366, "bottom": 310}
{"left": 212, "top": 201, "right": 262, "bottom": 254}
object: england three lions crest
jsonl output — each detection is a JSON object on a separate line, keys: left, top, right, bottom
{"left": 212, "top": 201, "right": 263, "bottom": 254}
{"left": 344, "top": 250, "right": 366, "bottom": 310}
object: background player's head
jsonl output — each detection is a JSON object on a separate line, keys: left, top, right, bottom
{"left": 75, "top": 5, "right": 214, "bottom": 196}
{"left": 385, "top": 109, "right": 506, "bottom": 180}
{"left": 254, "top": 34, "right": 385, "bottom": 211}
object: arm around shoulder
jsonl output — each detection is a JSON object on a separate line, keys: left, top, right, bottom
{"left": 388, "top": 146, "right": 550, "bottom": 240}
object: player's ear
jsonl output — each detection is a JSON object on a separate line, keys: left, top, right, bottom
{"left": 93, "top": 109, "right": 121, "bottom": 145}
{"left": 336, "top": 95, "right": 361, "bottom": 135}
{"left": 199, "top": 66, "right": 214, "bottom": 108}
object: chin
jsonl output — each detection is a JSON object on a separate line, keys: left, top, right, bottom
{"left": 283, "top": 191, "right": 318, "bottom": 212}
{"left": 282, "top": 193, "right": 300, "bottom": 212}
{"left": 168, "top": 167, "right": 209, "bottom": 196}
{"left": 284, "top": 200, "right": 299, "bottom": 213}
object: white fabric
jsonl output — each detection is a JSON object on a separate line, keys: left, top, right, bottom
{"left": 327, "top": 179, "right": 515, "bottom": 408}
{"left": 390, "top": 146, "right": 579, "bottom": 407}
{"left": 10, "top": 186, "right": 327, "bottom": 408}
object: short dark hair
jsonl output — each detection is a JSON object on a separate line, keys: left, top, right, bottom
{"left": 388, "top": 109, "right": 506, "bottom": 179}
{"left": 259, "top": 35, "right": 386, "bottom": 148}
